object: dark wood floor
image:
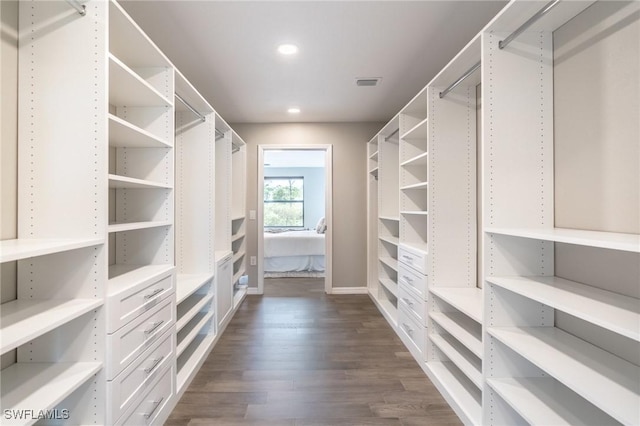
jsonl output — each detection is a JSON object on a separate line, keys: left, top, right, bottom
{"left": 165, "top": 278, "right": 462, "bottom": 426}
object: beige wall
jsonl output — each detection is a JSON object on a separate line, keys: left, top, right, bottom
{"left": 231, "top": 122, "right": 383, "bottom": 290}
{"left": 1, "top": 0, "right": 18, "bottom": 369}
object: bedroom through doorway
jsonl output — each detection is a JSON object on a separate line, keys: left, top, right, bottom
{"left": 257, "top": 146, "right": 333, "bottom": 295}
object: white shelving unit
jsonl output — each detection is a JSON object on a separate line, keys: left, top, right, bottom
{"left": 231, "top": 134, "right": 248, "bottom": 306}
{"left": 174, "top": 68, "right": 219, "bottom": 398}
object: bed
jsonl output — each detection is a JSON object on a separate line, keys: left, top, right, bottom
{"left": 264, "top": 229, "right": 325, "bottom": 277}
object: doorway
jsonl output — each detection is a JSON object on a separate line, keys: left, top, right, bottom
{"left": 257, "top": 145, "right": 333, "bottom": 294}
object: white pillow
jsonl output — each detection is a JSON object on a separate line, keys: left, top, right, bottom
{"left": 315, "top": 217, "right": 326, "bottom": 234}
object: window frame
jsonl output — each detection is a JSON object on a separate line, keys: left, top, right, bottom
{"left": 263, "top": 176, "right": 305, "bottom": 228}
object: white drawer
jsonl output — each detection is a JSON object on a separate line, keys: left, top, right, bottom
{"left": 115, "top": 363, "right": 175, "bottom": 426}
{"left": 107, "top": 328, "right": 175, "bottom": 422}
{"left": 398, "top": 262, "right": 428, "bottom": 300}
{"left": 398, "top": 307, "right": 426, "bottom": 362}
{"left": 107, "top": 298, "right": 175, "bottom": 379}
{"left": 107, "top": 272, "right": 174, "bottom": 333}
{"left": 398, "top": 283, "right": 427, "bottom": 326}
{"left": 398, "top": 244, "right": 428, "bottom": 275}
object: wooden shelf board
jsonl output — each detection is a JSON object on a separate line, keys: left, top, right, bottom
{"left": 379, "top": 235, "right": 399, "bottom": 246}
{"left": 400, "top": 210, "right": 428, "bottom": 216}
{"left": 109, "top": 264, "right": 174, "bottom": 294}
{"left": 430, "top": 312, "right": 482, "bottom": 358}
{"left": 0, "top": 299, "right": 102, "bottom": 354}
{"left": 430, "top": 287, "right": 482, "bottom": 323}
{"left": 486, "top": 227, "right": 640, "bottom": 253}
{"left": 369, "top": 151, "right": 379, "bottom": 160}
{"left": 401, "top": 152, "right": 429, "bottom": 167}
{"left": 232, "top": 251, "right": 245, "bottom": 263}
{"left": 109, "top": 55, "right": 172, "bottom": 107}
{"left": 176, "top": 294, "right": 214, "bottom": 332}
{"left": 401, "top": 117, "right": 429, "bottom": 140}
{"left": 108, "top": 174, "right": 172, "bottom": 189}
{"left": 231, "top": 215, "right": 246, "bottom": 222}
{"left": 488, "top": 326, "right": 639, "bottom": 425}
{"left": 426, "top": 361, "right": 482, "bottom": 426}
{"left": 233, "top": 287, "right": 248, "bottom": 308}
{"left": 487, "top": 275, "right": 640, "bottom": 342}
{"left": 430, "top": 334, "right": 482, "bottom": 389}
{"left": 379, "top": 256, "right": 399, "bottom": 272}
{"left": 379, "top": 216, "right": 400, "bottom": 222}
{"left": 108, "top": 114, "right": 171, "bottom": 148}
{"left": 400, "top": 182, "right": 428, "bottom": 191}
{"left": 176, "top": 312, "right": 213, "bottom": 358}
{"left": 487, "top": 377, "right": 619, "bottom": 426}
{"left": 108, "top": 220, "right": 172, "bottom": 233}
{"left": 379, "top": 278, "right": 398, "bottom": 297}
{"left": 1, "top": 362, "right": 102, "bottom": 425}
{"left": 231, "top": 232, "right": 246, "bottom": 242}
{"left": 0, "top": 238, "right": 102, "bottom": 263}
{"left": 176, "top": 273, "right": 214, "bottom": 304}
{"left": 177, "top": 334, "right": 216, "bottom": 394}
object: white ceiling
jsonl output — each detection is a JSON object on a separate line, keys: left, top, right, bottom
{"left": 120, "top": 1, "right": 507, "bottom": 124}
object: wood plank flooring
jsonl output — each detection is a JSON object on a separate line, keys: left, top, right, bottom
{"left": 166, "top": 278, "right": 462, "bottom": 426}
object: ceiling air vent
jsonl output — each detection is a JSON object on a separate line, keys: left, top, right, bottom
{"left": 356, "top": 78, "right": 381, "bottom": 87}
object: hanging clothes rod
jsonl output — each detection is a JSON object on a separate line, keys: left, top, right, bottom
{"left": 439, "top": 61, "right": 481, "bottom": 99}
{"left": 215, "top": 130, "right": 225, "bottom": 141}
{"left": 499, "top": 0, "right": 560, "bottom": 49}
{"left": 175, "top": 93, "right": 206, "bottom": 123}
{"left": 385, "top": 128, "right": 400, "bottom": 141}
{"left": 66, "top": 0, "right": 86, "bottom": 16}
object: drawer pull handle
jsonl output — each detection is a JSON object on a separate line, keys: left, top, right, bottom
{"left": 143, "top": 397, "right": 164, "bottom": 419}
{"left": 403, "top": 275, "right": 414, "bottom": 284}
{"left": 402, "top": 297, "right": 414, "bottom": 307}
{"left": 143, "top": 320, "right": 164, "bottom": 335}
{"left": 402, "top": 323, "right": 414, "bottom": 335}
{"left": 402, "top": 255, "right": 413, "bottom": 261}
{"left": 143, "top": 356, "right": 165, "bottom": 374}
{"left": 144, "top": 288, "right": 164, "bottom": 300}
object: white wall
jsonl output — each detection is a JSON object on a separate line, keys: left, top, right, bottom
{"left": 264, "top": 166, "right": 325, "bottom": 230}
{"left": 232, "top": 122, "right": 383, "bottom": 290}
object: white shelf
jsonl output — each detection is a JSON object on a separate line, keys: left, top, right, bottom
{"left": 109, "top": 54, "right": 172, "bottom": 107}
{"left": 109, "top": 264, "right": 174, "bottom": 290}
{"left": 231, "top": 232, "right": 245, "bottom": 242}
{"left": 400, "top": 210, "right": 428, "bottom": 216}
{"left": 373, "top": 296, "right": 398, "bottom": 328}
{"left": 233, "top": 287, "right": 247, "bottom": 308}
{"left": 401, "top": 117, "right": 428, "bottom": 140}
{"left": 430, "top": 334, "right": 482, "bottom": 389}
{"left": 430, "top": 312, "right": 482, "bottom": 358}
{"left": 232, "top": 269, "right": 245, "bottom": 285}
{"left": 108, "top": 220, "right": 172, "bottom": 233}
{"left": 0, "top": 238, "right": 103, "bottom": 263}
{"left": 231, "top": 215, "right": 245, "bottom": 222}
{"left": 177, "top": 334, "right": 215, "bottom": 393}
{"left": 1, "top": 362, "right": 102, "bottom": 426}
{"left": 400, "top": 182, "right": 428, "bottom": 191}
{"left": 379, "top": 256, "right": 398, "bottom": 271}
{"left": 176, "top": 273, "right": 214, "bottom": 304}
{"left": 486, "top": 227, "right": 640, "bottom": 253}
{"left": 0, "top": 299, "right": 103, "bottom": 354}
{"left": 379, "top": 216, "right": 400, "bottom": 222}
{"left": 430, "top": 287, "right": 482, "bottom": 323}
{"left": 109, "top": 114, "right": 171, "bottom": 148}
{"left": 487, "top": 377, "right": 619, "bottom": 426}
{"left": 488, "top": 326, "right": 640, "bottom": 425}
{"left": 176, "top": 311, "right": 213, "bottom": 358}
{"left": 108, "top": 174, "right": 172, "bottom": 189}
{"left": 426, "top": 361, "right": 482, "bottom": 426}
{"left": 487, "top": 275, "right": 640, "bottom": 342}
{"left": 401, "top": 152, "right": 429, "bottom": 167}
{"left": 369, "top": 150, "right": 379, "bottom": 160}
{"left": 176, "top": 294, "right": 214, "bottom": 332}
{"left": 232, "top": 251, "right": 245, "bottom": 264}
{"left": 379, "top": 278, "right": 398, "bottom": 297}
{"left": 379, "top": 235, "right": 399, "bottom": 246}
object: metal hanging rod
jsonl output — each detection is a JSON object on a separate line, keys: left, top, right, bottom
{"left": 439, "top": 61, "right": 481, "bottom": 99}
{"left": 66, "top": 0, "right": 86, "bottom": 16}
{"left": 384, "top": 128, "right": 400, "bottom": 141}
{"left": 499, "top": 0, "right": 560, "bottom": 49}
{"left": 175, "top": 93, "right": 206, "bottom": 123}
{"left": 215, "top": 130, "right": 225, "bottom": 141}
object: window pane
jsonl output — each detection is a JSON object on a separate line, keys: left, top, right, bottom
{"left": 264, "top": 202, "right": 303, "bottom": 227}
{"left": 264, "top": 178, "right": 303, "bottom": 201}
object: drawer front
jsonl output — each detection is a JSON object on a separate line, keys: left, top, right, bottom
{"left": 398, "top": 308, "right": 426, "bottom": 362}
{"left": 398, "top": 262, "right": 428, "bottom": 300}
{"left": 108, "top": 329, "right": 175, "bottom": 422}
{"left": 116, "top": 363, "right": 175, "bottom": 426}
{"left": 398, "top": 245, "right": 428, "bottom": 275}
{"left": 107, "top": 298, "right": 175, "bottom": 379}
{"left": 108, "top": 274, "right": 174, "bottom": 333}
{"left": 398, "top": 283, "right": 427, "bottom": 326}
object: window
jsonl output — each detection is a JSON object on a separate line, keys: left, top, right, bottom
{"left": 264, "top": 177, "right": 304, "bottom": 227}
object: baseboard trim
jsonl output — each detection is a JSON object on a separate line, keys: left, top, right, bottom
{"left": 247, "top": 287, "right": 261, "bottom": 295}
{"left": 330, "top": 287, "right": 368, "bottom": 295}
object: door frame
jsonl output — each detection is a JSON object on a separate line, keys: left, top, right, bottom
{"left": 257, "top": 144, "right": 333, "bottom": 294}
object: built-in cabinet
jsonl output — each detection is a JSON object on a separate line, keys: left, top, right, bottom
{"left": 367, "top": 1, "right": 640, "bottom": 424}
{"left": 0, "top": 0, "right": 247, "bottom": 423}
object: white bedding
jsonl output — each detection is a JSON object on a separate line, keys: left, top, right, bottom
{"left": 264, "top": 230, "right": 325, "bottom": 258}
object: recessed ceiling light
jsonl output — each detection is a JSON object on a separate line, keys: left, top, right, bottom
{"left": 287, "top": 107, "right": 301, "bottom": 114}
{"left": 278, "top": 44, "right": 298, "bottom": 55}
